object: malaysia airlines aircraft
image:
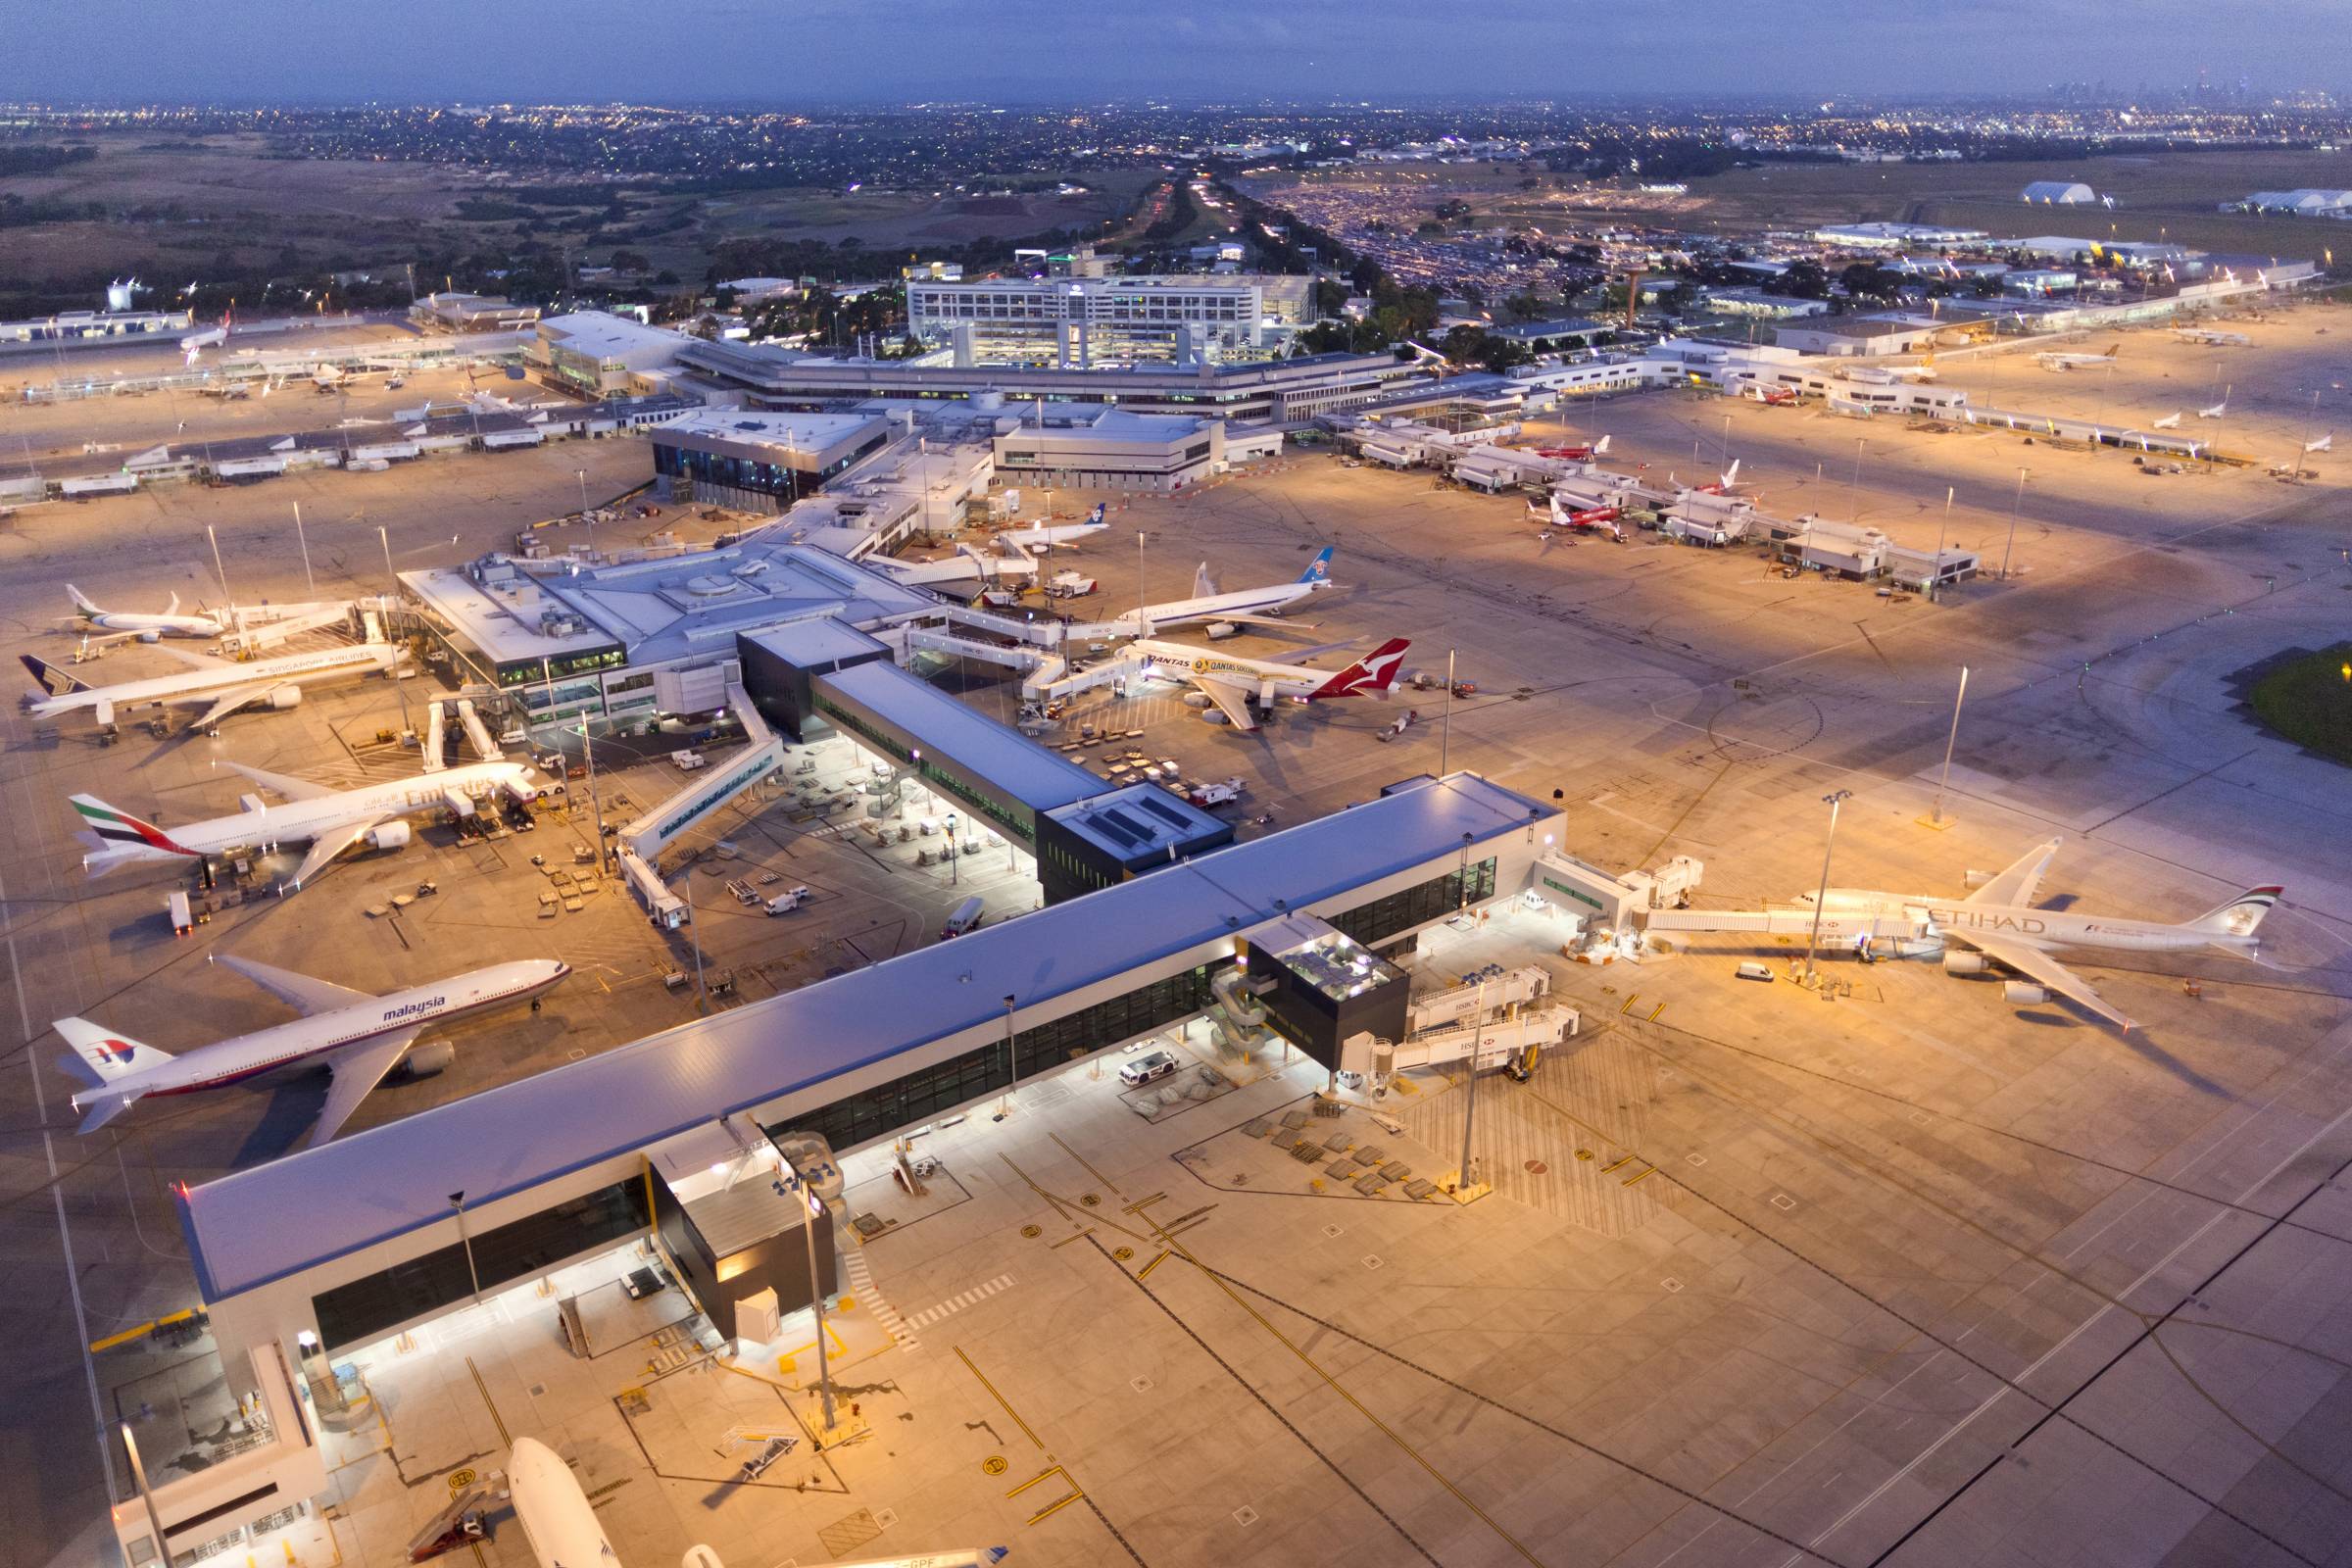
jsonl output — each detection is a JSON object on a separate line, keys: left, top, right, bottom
{"left": 66, "top": 584, "right": 224, "bottom": 649}
{"left": 59, "top": 954, "right": 570, "bottom": 1144}
{"left": 1079, "top": 547, "right": 1336, "bottom": 640}
{"left": 1128, "top": 634, "right": 1408, "bottom": 730}
{"left": 1648, "top": 838, "right": 2279, "bottom": 1031}
{"left": 22, "top": 632, "right": 400, "bottom": 731}
{"left": 2035, "top": 343, "right": 2122, "bottom": 370}
{"left": 74, "top": 758, "right": 553, "bottom": 891}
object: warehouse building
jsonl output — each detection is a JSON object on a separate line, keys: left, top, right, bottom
{"left": 1772, "top": 315, "right": 1946, "bottom": 357}
{"left": 992, "top": 408, "right": 1228, "bottom": 491}
{"left": 408, "top": 292, "right": 541, "bottom": 333}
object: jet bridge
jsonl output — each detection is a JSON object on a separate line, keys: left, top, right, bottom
{"left": 454, "top": 697, "right": 502, "bottom": 760}
{"left": 619, "top": 682, "right": 785, "bottom": 863}
{"left": 421, "top": 700, "right": 448, "bottom": 772}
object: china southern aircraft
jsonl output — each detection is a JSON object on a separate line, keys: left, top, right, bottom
{"left": 59, "top": 954, "right": 570, "bottom": 1144}
{"left": 1648, "top": 838, "right": 2279, "bottom": 1031}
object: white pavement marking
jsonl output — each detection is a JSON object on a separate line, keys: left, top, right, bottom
{"left": 0, "top": 861, "right": 118, "bottom": 1499}
{"left": 903, "top": 1272, "right": 1014, "bottom": 1330}
{"left": 841, "top": 1247, "right": 918, "bottom": 1350}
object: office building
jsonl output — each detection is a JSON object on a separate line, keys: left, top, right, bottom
{"left": 906, "top": 271, "right": 1313, "bottom": 368}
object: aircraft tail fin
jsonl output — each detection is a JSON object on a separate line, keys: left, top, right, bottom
{"left": 1311, "top": 638, "right": 1411, "bottom": 699}
{"left": 164, "top": 591, "right": 180, "bottom": 616}
{"left": 69, "top": 795, "right": 197, "bottom": 858}
{"left": 1194, "top": 562, "right": 1216, "bottom": 598}
{"left": 67, "top": 584, "right": 103, "bottom": 617}
{"left": 1298, "top": 547, "right": 1335, "bottom": 585}
{"left": 2186, "top": 886, "right": 2281, "bottom": 944}
{"left": 56, "top": 1018, "right": 173, "bottom": 1087}
{"left": 21, "top": 654, "right": 91, "bottom": 697}
{"left": 1593, "top": 434, "right": 1611, "bottom": 456}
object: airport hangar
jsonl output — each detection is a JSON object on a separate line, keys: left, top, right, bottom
{"left": 158, "top": 773, "right": 1561, "bottom": 1549}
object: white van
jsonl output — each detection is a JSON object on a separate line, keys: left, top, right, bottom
{"left": 940, "top": 896, "right": 985, "bottom": 940}
{"left": 672, "top": 750, "right": 707, "bottom": 772}
{"left": 1734, "top": 961, "right": 1775, "bottom": 983}
{"left": 764, "top": 887, "right": 811, "bottom": 916}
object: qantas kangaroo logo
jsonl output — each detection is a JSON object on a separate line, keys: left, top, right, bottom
{"left": 1317, "top": 640, "right": 1409, "bottom": 698}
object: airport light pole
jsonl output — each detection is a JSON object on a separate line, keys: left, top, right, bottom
{"left": 449, "top": 1191, "right": 483, "bottom": 1301}
{"left": 291, "top": 502, "right": 315, "bottom": 598}
{"left": 377, "top": 524, "right": 396, "bottom": 595}
{"left": 578, "top": 715, "right": 611, "bottom": 871}
{"left": 1845, "top": 438, "right": 1866, "bottom": 524}
{"left": 1998, "top": 466, "right": 2027, "bottom": 581}
{"left": 1455, "top": 968, "right": 1487, "bottom": 1197}
{"left": 1929, "top": 486, "right": 1953, "bottom": 604}
{"left": 999, "top": 994, "right": 1016, "bottom": 1117}
{"left": 780, "top": 1158, "right": 837, "bottom": 1433}
{"left": 947, "top": 811, "right": 959, "bottom": 886}
{"left": 1439, "top": 648, "right": 1455, "bottom": 776}
{"left": 1929, "top": 667, "right": 1969, "bottom": 829}
{"left": 1801, "top": 790, "right": 1853, "bottom": 988}
{"left": 205, "top": 524, "right": 237, "bottom": 631}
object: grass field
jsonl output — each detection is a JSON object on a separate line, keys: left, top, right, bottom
{"left": 2250, "top": 643, "right": 2352, "bottom": 764}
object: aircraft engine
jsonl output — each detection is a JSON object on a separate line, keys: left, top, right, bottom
{"left": 266, "top": 686, "right": 303, "bottom": 710}
{"left": 137, "top": 629, "right": 161, "bottom": 644}
{"left": 1200, "top": 708, "right": 1230, "bottom": 725}
{"left": 1181, "top": 692, "right": 1211, "bottom": 709}
{"left": 2002, "top": 982, "right": 2049, "bottom": 1005}
{"left": 397, "top": 1040, "right": 455, "bottom": 1078}
{"left": 368, "top": 820, "right": 413, "bottom": 851}
{"left": 440, "top": 786, "right": 476, "bottom": 818}
{"left": 1942, "top": 952, "right": 1987, "bottom": 975}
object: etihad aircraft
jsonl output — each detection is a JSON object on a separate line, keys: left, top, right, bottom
{"left": 66, "top": 584, "right": 224, "bottom": 649}
{"left": 1076, "top": 547, "right": 1336, "bottom": 640}
{"left": 73, "top": 758, "right": 555, "bottom": 891}
{"left": 2198, "top": 389, "right": 2231, "bottom": 418}
{"left": 58, "top": 954, "right": 570, "bottom": 1144}
{"left": 2306, "top": 432, "right": 2333, "bottom": 455}
{"left": 2149, "top": 412, "right": 2183, "bottom": 430}
{"left": 1127, "top": 634, "right": 1408, "bottom": 730}
{"left": 2034, "top": 343, "right": 2121, "bottom": 370}
{"left": 2174, "top": 327, "right": 2250, "bottom": 347}
{"left": 21, "top": 626, "right": 400, "bottom": 732}
{"left": 1647, "top": 838, "right": 2279, "bottom": 1031}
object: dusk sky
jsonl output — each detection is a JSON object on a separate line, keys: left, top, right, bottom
{"left": 4, "top": 0, "right": 2345, "bottom": 105}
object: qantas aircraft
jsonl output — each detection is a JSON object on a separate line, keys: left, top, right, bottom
{"left": 1648, "top": 838, "right": 2279, "bottom": 1030}
{"left": 59, "top": 954, "right": 569, "bottom": 1144}
{"left": 1127, "top": 634, "right": 1408, "bottom": 730}
{"left": 74, "top": 758, "right": 554, "bottom": 891}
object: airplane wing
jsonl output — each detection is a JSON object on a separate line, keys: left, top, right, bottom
{"left": 74, "top": 629, "right": 144, "bottom": 655}
{"left": 214, "top": 954, "right": 374, "bottom": 1015}
{"left": 284, "top": 817, "right": 386, "bottom": 891}
{"left": 1190, "top": 677, "right": 1258, "bottom": 731}
{"left": 152, "top": 645, "right": 234, "bottom": 672}
{"left": 1200, "top": 612, "right": 1318, "bottom": 632}
{"left": 309, "top": 1027, "right": 422, "bottom": 1147}
{"left": 1236, "top": 638, "right": 1358, "bottom": 666}
{"left": 1949, "top": 932, "right": 2134, "bottom": 1032}
{"left": 184, "top": 682, "right": 292, "bottom": 733}
{"left": 220, "top": 760, "right": 336, "bottom": 802}
{"left": 1964, "top": 837, "right": 2062, "bottom": 909}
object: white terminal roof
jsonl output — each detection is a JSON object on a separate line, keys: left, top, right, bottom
{"left": 660, "top": 409, "right": 886, "bottom": 460}
{"left": 404, "top": 564, "right": 619, "bottom": 666}
{"left": 537, "top": 312, "right": 690, "bottom": 366}
{"left": 180, "top": 773, "right": 1551, "bottom": 1302}
{"left": 408, "top": 542, "right": 940, "bottom": 669}
{"left": 814, "top": 660, "right": 1105, "bottom": 809}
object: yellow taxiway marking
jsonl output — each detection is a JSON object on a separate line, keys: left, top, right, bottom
{"left": 464, "top": 1356, "right": 510, "bottom": 1448}
{"left": 1136, "top": 1250, "right": 1171, "bottom": 1280}
{"left": 953, "top": 1347, "right": 1044, "bottom": 1451}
